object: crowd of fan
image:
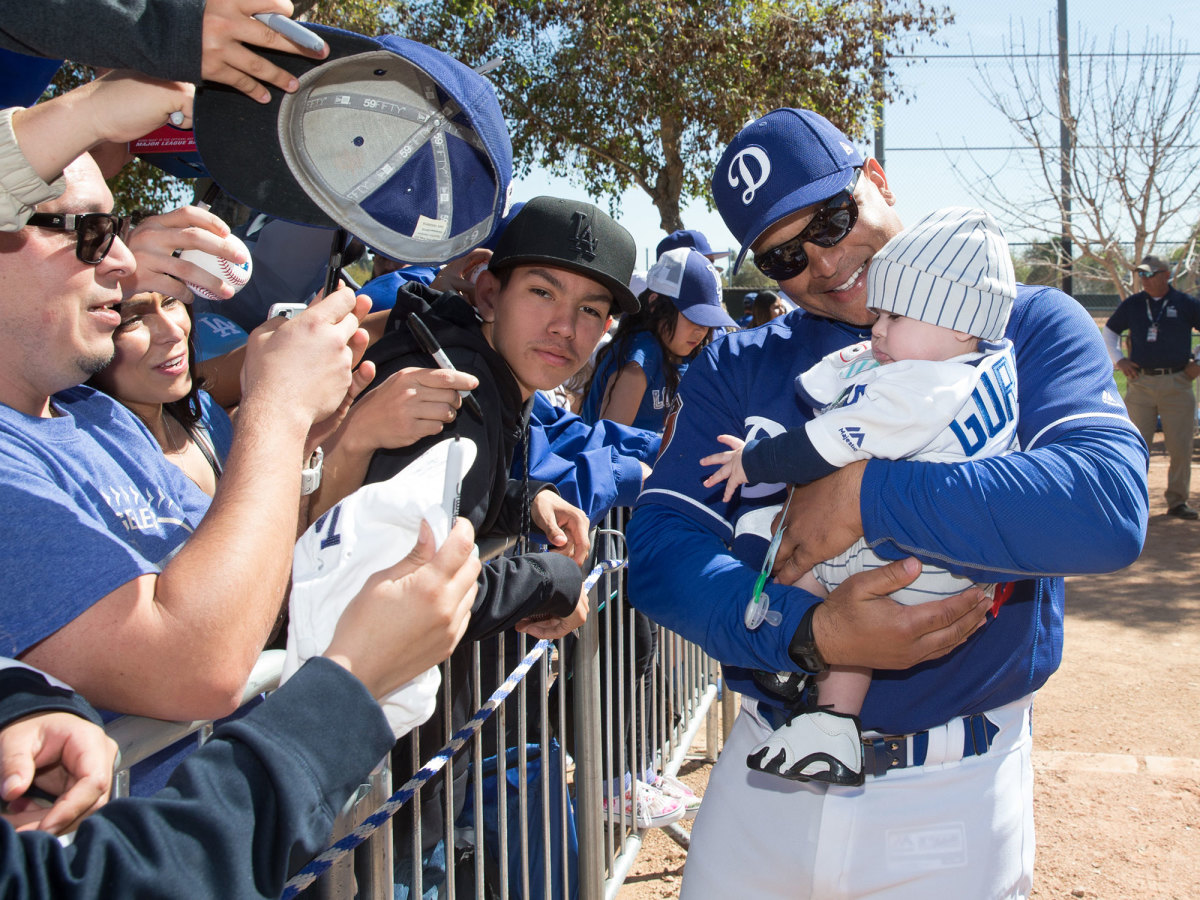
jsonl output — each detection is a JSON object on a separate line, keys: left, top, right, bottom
{"left": 0, "top": 2, "right": 757, "bottom": 894}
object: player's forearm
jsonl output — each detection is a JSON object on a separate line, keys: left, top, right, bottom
{"left": 626, "top": 503, "right": 810, "bottom": 673}
{"left": 861, "top": 427, "right": 1148, "bottom": 580}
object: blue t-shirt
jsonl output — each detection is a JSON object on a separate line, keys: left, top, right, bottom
{"left": 0, "top": 386, "right": 211, "bottom": 657}
{"left": 0, "top": 387, "right": 215, "bottom": 795}
{"left": 581, "top": 331, "right": 679, "bottom": 434}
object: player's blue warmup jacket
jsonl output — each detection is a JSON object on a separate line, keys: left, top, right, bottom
{"left": 628, "top": 284, "right": 1149, "bottom": 736}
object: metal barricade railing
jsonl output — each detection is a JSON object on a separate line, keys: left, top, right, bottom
{"left": 104, "top": 511, "right": 723, "bottom": 899}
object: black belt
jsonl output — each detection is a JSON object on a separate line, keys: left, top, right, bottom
{"left": 1140, "top": 364, "right": 1188, "bottom": 375}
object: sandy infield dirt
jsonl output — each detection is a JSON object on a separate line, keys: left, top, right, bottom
{"left": 619, "top": 444, "right": 1200, "bottom": 900}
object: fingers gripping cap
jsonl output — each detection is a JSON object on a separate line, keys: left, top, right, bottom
{"left": 712, "top": 108, "right": 863, "bottom": 274}
{"left": 867, "top": 207, "right": 1017, "bottom": 342}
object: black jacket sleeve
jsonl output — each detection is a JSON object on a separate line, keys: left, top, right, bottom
{"left": 0, "top": 658, "right": 393, "bottom": 900}
{"left": 467, "top": 551, "right": 584, "bottom": 642}
{"left": 0, "top": 0, "right": 202, "bottom": 81}
{"left": 0, "top": 664, "right": 103, "bottom": 730}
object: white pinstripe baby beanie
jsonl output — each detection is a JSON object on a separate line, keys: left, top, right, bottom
{"left": 867, "top": 206, "right": 1016, "bottom": 341}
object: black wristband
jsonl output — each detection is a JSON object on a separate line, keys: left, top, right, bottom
{"left": 788, "top": 604, "right": 827, "bottom": 673}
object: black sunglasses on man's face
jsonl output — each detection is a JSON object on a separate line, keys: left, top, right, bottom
{"left": 753, "top": 169, "right": 861, "bottom": 282}
{"left": 26, "top": 212, "right": 129, "bottom": 265}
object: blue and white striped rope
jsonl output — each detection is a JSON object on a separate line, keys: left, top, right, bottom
{"left": 282, "top": 557, "right": 625, "bottom": 898}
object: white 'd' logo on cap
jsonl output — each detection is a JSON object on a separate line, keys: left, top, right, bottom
{"left": 728, "top": 147, "right": 771, "bottom": 206}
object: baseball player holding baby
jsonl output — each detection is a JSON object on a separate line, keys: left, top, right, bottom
{"left": 626, "top": 109, "right": 1148, "bottom": 899}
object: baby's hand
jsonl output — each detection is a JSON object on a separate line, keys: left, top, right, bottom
{"left": 700, "top": 434, "right": 749, "bottom": 503}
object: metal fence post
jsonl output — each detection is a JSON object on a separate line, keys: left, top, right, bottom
{"left": 573, "top": 559, "right": 606, "bottom": 900}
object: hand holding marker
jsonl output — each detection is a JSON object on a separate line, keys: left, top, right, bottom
{"left": 254, "top": 13, "right": 328, "bottom": 53}
{"left": 407, "top": 314, "right": 484, "bottom": 421}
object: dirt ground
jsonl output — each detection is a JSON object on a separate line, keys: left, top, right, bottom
{"left": 620, "top": 444, "right": 1200, "bottom": 899}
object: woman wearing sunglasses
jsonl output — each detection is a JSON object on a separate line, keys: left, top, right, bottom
{"left": 89, "top": 291, "right": 230, "bottom": 496}
{"left": 580, "top": 247, "right": 735, "bottom": 433}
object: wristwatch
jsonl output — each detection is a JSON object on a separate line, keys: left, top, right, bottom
{"left": 300, "top": 446, "right": 323, "bottom": 496}
{"left": 788, "top": 604, "right": 827, "bottom": 673}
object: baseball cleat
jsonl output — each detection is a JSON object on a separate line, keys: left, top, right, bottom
{"left": 746, "top": 708, "right": 865, "bottom": 787}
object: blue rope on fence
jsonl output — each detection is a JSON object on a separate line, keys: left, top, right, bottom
{"left": 282, "top": 557, "right": 626, "bottom": 898}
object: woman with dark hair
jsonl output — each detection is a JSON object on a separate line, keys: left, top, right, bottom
{"left": 751, "top": 289, "right": 790, "bottom": 328}
{"left": 580, "top": 248, "right": 735, "bottom": 431}
{"left": 89, "top": 292, "right": 231, "bottom": 496}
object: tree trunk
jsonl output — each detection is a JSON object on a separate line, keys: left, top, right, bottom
{"left": 651, "top": 112, "right": 686, "bottom": 234}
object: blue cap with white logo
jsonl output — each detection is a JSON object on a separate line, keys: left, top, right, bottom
{"left": 646, "top": 248, "right": 736, "bottom": 329}
{"left": 711, "top": 108, "right": 863, "bottom": 274}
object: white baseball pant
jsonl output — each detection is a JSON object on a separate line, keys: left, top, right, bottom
{"left": 681, "top": 695, "right": 1035, "bottom": 899}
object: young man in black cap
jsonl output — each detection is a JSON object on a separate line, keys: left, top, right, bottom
{"left": 321, "top": 195, "right": 638, "bottom": 893}
{"left": 326, "top": 194, "right": 639, "bottom": 640}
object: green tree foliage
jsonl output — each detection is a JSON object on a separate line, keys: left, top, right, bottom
{"left": 395, "top": 0, "right": 951, "bottom": 235}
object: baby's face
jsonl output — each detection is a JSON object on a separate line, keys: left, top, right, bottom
{"left": 869, "top": 311, "right": 975, "bottom": 364}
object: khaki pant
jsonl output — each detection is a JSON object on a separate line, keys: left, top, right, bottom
{"left": 1123, "top": 371, "right": 1197, "bottom": 508}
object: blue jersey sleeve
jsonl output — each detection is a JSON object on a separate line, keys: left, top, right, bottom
{"left": 524, "top": 395, "right": 660, "bottom": 524}
{"left": 861, "top": 285, "right": 1148, "bottom": 579}
{"left": 630, "top": 322, "right": 832, "bottom": 681}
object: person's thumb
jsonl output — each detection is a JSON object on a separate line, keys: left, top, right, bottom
{"left": 541, "top": 513, "right": 567, "bottom": 547}
{"left": 863, "top": 557, "right": 923, "bottom": 599}
{"left": 378, "top": 520, "right": 437, "bottom": 582}
{"left": 0, "top": 735, "right": 36, "bottom": 802}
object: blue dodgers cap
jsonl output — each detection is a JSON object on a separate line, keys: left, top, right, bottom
{"left": 646, "top": 248, "right": 736, "bottom": 328}
{"left": 654, "top": 229, "right": 727, "bottom": 261}
{"left": 712, "top": 108, "right": 863, "bottom": 274}
{"left": 277, "top": 32, "right": 514, "bottom": 265}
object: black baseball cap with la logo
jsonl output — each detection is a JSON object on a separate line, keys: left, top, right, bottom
{"left": 488, "top": 195, "right": 639, "bottom": 313}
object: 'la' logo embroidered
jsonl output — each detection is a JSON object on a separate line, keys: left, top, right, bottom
{"left": 570, "top": 212, "right": 597, "bottom": 260}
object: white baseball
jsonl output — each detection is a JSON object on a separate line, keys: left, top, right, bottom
{"left": 177, "top": 235, "right": 252, "bottom": 301}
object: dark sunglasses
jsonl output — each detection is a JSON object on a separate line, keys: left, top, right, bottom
{"left": 753, "top": 169, "right": 861, "bottom": 281}
{"left": 26, "top": 212, "right": 129, "bottom": 264}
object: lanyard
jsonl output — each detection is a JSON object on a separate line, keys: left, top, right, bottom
{"left": 1146, "top": 295, "right": 1170, "bottom": 328}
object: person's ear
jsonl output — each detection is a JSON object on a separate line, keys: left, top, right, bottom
{"left": 474, "top": 268, "right": 502, "bottom": 323}
{"left": 862, "top": 158, "right": 895, "bottom": 207}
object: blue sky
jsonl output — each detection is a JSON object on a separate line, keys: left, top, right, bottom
{"left": 511, "top": 1, "right": 1199, "bottom": 270}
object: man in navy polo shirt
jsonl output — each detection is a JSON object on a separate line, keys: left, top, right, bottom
{"left": 1104, "top": 254, "right": 1200, "bottom": 518}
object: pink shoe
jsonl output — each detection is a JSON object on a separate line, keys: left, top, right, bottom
{"left": 653, "top": 773, "right": 701, "bottom": 819}
{"left": 602, "top": 780, "right": 685, "bottom": 828}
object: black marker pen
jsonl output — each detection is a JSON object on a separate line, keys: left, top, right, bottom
{"left": 407, "top": 313, "right": 484, "bottom": 420}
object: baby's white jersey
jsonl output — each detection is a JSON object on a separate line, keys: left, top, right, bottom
{"left": 800, "top": 339, "right": 1019, "bottom": 604}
